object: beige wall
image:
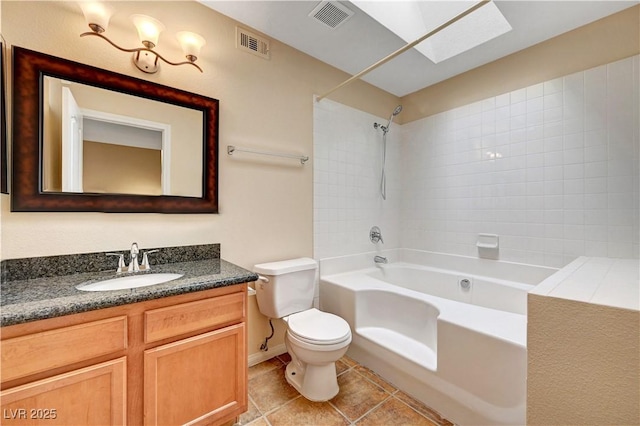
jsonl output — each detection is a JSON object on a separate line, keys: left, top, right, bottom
{"left": 402, "top": 5, "right": 640, "bottom": 123}
{"left": 528, "top": 295, "right": 640, "bottom": 424}
{"left": 1, "top": 0, "right": 399, "bottom": 258}
{"left": 83, "top": 142, "right": 162, "bottom": 195}
{"left": 0, "top": 0, "right": 398, "bottom": 357}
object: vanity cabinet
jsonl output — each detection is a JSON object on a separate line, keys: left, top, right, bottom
{"left": 1, "top": 284, "right": 248, "bottom": 426}
{"left": 144, "top": 325, "right": 245, "bottom": 425}
{"left": 142, "top": 292, "right": 246, "bottom": 425}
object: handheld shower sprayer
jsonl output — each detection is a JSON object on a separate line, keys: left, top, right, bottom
{"left": 374, "top": 105, "right": 403, "bottom": 135}
{"left": 389, "top": 104, "right": 403, "bottom": 124}
{"left": 374, "top": 105, "right": 402, "bottom": 200}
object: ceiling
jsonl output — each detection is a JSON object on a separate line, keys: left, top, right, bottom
{"left": 200, "top": 1, "right": 638, "bottom": 97}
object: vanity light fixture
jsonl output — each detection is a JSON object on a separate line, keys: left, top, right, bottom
{"left": 78, "top": 1, "right": 205, "bottom": 73}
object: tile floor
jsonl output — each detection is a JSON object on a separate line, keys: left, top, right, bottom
{"left": 239, "top": 353, "right": 453, "bottom": 426}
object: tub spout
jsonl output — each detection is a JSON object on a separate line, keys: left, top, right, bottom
{"left": 374, "top": 256, "right": 388, "bottom": 264}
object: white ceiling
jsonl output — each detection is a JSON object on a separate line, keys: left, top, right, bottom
{"left": 200, "top": 1, "right": 638, "bottom": 97}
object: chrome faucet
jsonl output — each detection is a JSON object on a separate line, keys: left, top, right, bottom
{"left": 370, "top": 226, "right": 384, "bottom": 244}
{"left": 374, "top": 255, "right": 388, "bottom": 264}
{"left": 128, "top": 242, "right": 140, "bottom": 272}
{"left": 107, "top": 242, "right": 157, "bottom": 274}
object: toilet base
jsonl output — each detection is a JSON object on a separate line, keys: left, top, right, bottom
{"left": 285, "top": 356, "right": 339, "bottom": 402}
{"left": 281, "top": 317, "right": 351, "bottom": 402}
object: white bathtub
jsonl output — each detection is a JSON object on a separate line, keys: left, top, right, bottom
{"left": 319, "top": 249, "right": 557, "bottom": 426}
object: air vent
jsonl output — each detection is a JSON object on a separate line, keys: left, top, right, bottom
{"left": 236, "top": 27, "right": 270, "bottom": 59}
{"left": 309, "top": 1, "right": 354, "bottom": 30}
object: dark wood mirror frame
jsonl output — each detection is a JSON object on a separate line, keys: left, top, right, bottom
{"left": 1, "top": 42, "right": 7, "bottom": 194}
{"left": 11, "top": 46, "right": 219, "bottom": 213}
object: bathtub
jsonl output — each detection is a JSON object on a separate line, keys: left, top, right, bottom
{"left": 319, "top": 249, "right": 557, "bottom": 426}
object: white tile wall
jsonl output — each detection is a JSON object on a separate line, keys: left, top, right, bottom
{"left": 313, "top": 99, "right": 401, "bottom": 259}
{"left": 314, "top": 56, "right": 639, "bottom": 268}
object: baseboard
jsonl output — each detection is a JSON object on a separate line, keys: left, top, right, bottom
{"left": 248, "top": 343, "right": 287, "bottom": 367}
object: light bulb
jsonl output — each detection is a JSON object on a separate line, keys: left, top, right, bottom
{"left": 176, "top": 31, "right": 206, "bottom": 62}
{"left": 130, "top": 14, "right": 165, "bottom": 48}
{"left": 79, "top": 1, "right": 113, "bottom": 33}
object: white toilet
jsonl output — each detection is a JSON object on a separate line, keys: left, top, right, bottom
{"left": 254, "top": 257, "right": 352, "bottom": 401}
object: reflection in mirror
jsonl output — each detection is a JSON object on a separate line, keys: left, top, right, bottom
{"left": 11, "top": 46, "right": 218, "bottom": 213}
{"left": 42, "top": 77, "right": 203, "bottom": 197}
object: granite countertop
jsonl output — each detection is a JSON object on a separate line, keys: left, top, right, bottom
{"left": 1, "top": 258, "right": 259, "bottom": 327}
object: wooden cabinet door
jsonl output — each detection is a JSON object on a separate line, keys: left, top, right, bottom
{"left": 1, "top": 357, "right": 126, "bottom": 425}
{"left": 144, "top": 323, "right": 247, "bottom": 426}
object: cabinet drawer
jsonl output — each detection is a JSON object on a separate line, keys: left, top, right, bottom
{"left": 144, "top": 292, "right": 244, "bottom": 343}
{"left": 1, "top": 316, "right": 127, "bottom": 383}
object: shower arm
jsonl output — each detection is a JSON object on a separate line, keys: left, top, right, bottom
{"left": 315, "top": 0, "right": 490, "bottom": 102}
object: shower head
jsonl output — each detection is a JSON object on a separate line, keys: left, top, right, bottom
{"left": 374, "top": 105, "right": 403, "bottom": 135}
{"left": 387, "top": 104, "right": 403, "bottom": 127}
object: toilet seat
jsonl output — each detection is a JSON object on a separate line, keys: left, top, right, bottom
{"left": 286, "top": 308, "right": 351, "bottom": 345}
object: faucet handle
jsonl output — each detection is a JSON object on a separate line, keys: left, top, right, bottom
{"left": 141, "top": 249, "right": 160, "bottom": 270}
{"left": 370, "top": 226, "right": 384, "bottom": 244}
{"left": 106, "top": 253, "right": 125, "bottom": 273}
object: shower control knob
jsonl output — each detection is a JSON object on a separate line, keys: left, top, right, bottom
{"left": 370, "top": 226, "right": 384, "bottom": 244}
{"left": 459, "top": 278, "right": 471, "bottom": 290}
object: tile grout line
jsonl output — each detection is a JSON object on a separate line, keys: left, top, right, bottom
{"left": 349, "top": 362, "right": 450, "bottom": 425}
{"left": 389, "top": 393, "right": 446, "bottom": 425}
{"left": 260, "top": 394, "right": 304, "bottom": 419}
{"left": 348, "top": 393, "right": 394, "bottom": 425}
{"left": 352, "top": 364, "right": 399, "bottom": 394}
{"left": 328, "top": 366, "right": 397, "bottom": 425}
{"left": 355, "top": 368, "right": 450, "bottom": 425}
{"left": 247, "top": 355, "right": 452, "bottom": 426}
{"left": 248, "top": 359, "right": 285, "bottom": 381}
{"left": 326, "top": 363, "right": 359, "bottom": 424}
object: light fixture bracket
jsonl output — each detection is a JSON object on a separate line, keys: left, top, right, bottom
{"left": 133, "top": 50, "right": 160, "bottom": 74}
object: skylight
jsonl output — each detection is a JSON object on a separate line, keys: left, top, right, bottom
{"left": 351, "top": 1, "right": 512, "bottom": 64}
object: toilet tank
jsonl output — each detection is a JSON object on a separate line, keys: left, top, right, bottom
{"left": 253, "top": 258, "right": 317, "bottom": 319}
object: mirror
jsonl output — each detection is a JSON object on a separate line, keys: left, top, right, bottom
{"left": 11, "top": 46, "right": 218, "bottom": 213}
{"left": 42, "top": 77, "right": 203, "bottom": 197}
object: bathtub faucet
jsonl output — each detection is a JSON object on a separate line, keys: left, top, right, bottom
{"left": 374, "top": 256, "right": 388, "bottom": 264}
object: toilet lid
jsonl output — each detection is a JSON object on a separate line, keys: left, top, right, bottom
{"left": 287, "top": 308, "right": 351, "bottom": 345}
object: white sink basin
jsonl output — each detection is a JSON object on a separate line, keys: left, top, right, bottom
{"left": 76, "top": 273, "right": 184, "bottom": 292}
